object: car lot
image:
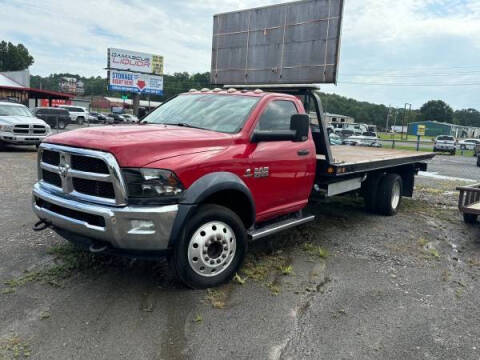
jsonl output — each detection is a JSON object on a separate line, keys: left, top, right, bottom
{"left": 1, "top": 140, "right": 480, "bottom": 359}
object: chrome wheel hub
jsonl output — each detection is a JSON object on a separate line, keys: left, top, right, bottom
{"left": 391, "top": 181, "right": 401, "bottom": 209}
{"left": 187, "top": 221, "right": 236, "bottom": 277}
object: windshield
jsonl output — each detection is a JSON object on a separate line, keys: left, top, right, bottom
{"left": 142, "top": 94, "right": 260, "bottom": 133}
{"left": 437, "top": 136, "right": 454, "bottom": 141}
{"left": 0, "top": 104, "right": 33, "bottom": 117}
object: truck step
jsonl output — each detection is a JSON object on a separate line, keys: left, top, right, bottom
{"left": 248, "top": 214, "right": 315, "bottom": 241}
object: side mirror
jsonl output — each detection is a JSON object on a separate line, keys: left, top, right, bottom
{"left": 290, "top": 114, "right": 310, "bottom": 142}
{"left": 251, "top": 130, "right": 296, "bottom": 143}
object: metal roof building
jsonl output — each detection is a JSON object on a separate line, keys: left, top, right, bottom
{"left": 0, "top": 72, "right": 73, "bottom": 107}
{"left": 408, "top": 120, "right": 480, "bottom": 138}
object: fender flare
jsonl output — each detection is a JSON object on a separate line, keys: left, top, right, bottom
{"left": 168, "top": 172, "right": 255, "bottom": 247}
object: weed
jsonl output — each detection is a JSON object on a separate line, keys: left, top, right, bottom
{"left": 456, "top": 289, "right": 464, "bottom": 298}
{"left": 418, "top": 237, "right": 428, "bottom": 247}
{"left": 193, "top": 314, "right": 203, "bottom": 323}
{"left": 266, "top": 282, "right": 281, "bottom": 296}
{"left": 206, "top": 288, "right": 227, "bottom": 309}
{"left": 280, "top": 265, "right": 293, "bottom": 276}
{"left": 428, "top": 248, "right": 440, "bottom": 259}
{"left": 40, "top": 311, "right": 50, "bottom": 320}
{"left": 0, "top": 335, "right": 31, "bottom": 359}
{"left": 0, "top": 288, "right": 15, "bottom": 295}
{"left": 302, "top": 243, "right": 328, "bottom": 258}
{"left": 233, "top": 273, "right": 246, "bottom": 285}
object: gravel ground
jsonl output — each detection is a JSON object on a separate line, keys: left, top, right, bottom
{"left": 1, "top": 143, "right": 480, "bottom": 360}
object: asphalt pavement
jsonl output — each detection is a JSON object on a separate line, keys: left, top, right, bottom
{"left": 1, "top": 143, "right": 480, "bottom": 360}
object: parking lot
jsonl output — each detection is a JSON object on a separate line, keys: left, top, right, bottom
{"left": 1, "top": 139, "right": 480, "bottom": 359}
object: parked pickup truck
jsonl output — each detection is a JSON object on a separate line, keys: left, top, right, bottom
{"left": 433, "top": 135, "right": 456, "bottom": 155}
{"left": 32, "top": 86, "right": 434, "bottom": 288}
{"left": 0, "top": 101, "right": 52, "bottom": 148}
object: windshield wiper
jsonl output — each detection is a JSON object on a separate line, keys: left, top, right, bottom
{"left": 163, "top": 122, "right": 207, "bottom": 130}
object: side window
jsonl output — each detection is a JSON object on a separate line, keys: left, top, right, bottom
{"left": 256, "top": 100, "right": 298, "bottom": 131}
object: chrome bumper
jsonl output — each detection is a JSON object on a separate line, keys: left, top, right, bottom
{"left": 32, "top": 183, "right": 178, "bottom": 251}
{"left": 1, "top": 132, "right": 49, "bottom": 144}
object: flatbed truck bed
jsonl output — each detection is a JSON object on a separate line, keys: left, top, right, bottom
{"left": 316, "top": 146, "right": 434, "bottom": 176}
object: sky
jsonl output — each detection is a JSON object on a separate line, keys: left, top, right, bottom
{"left": 1, "top": 0, "right": 480, "bottom": 110}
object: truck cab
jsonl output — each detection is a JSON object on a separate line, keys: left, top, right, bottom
{"left": 32, "top": 86, "right": 435, "bottom": 288}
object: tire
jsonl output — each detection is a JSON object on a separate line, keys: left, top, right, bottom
{"left": 451, "top": 150, "right": 456, "bottom": 155}
{"left": 169, "top": 204, "right": 247, "bottom": 289}
{"left": 477, "top": 157, "right": 480, "bottom": 167}
{"left": 433, "top": 148, "right": 437, "bottom": 152}
{"left": 376, "top": 174, "right": 403, "bottom": 216}
{"left": 463, "top": 213, "right": 477, "bottom": 224}
{"left": 77, "top": 117, "right": 84, "bottom": 126}
{"left": 58, "top": 119, "right": 66, "bottom": 129}
{"left": 363, "top": 173, "right": 384, "bottom": 213}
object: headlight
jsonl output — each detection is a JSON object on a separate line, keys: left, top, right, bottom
{"left": 0, "top": 124, "right": 13, "bottom": 132}
{"left": 122, "top": 168, "right": 184, "bottom": 202}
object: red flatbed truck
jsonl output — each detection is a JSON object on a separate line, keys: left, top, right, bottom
{"left": 31, "top": 0, "right": 435, "bottom": 288}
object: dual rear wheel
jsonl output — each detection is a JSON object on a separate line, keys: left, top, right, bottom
{"left": 364, "top": 173, "right": 403, "bottom": 216}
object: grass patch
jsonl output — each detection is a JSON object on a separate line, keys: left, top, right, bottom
{"left": 3, "top": 244, "right": 109, "bottom": 292}
{"left": 206, "top": 288, "right": 228, "bottom": 309}
{"left": 302, "top": 243, "right": 328, "bottom": 259}
{"left": 0, "top": 335, "right": 31, "bottom": 359}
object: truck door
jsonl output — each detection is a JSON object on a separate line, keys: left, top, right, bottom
{"left": 247, "top": 99, "right": 316, "bottom": 221}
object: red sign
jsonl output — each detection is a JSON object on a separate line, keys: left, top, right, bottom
{"left": 40, "top": 99, "right": 71, "bottom": 107}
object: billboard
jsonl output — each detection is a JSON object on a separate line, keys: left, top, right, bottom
{"left": 108, "top": 70, "right": 164, "bottom": 95}
{"left": 211, "top": 0, "right": 344, "bottom": 85}
{"left": 108, "top": 48, "right": 164, "bottom": 75}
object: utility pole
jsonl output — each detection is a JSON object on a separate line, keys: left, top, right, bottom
{"left": 401, "top": 103, "right": 412, "bottom": 140}
{"left": 385, "top": 105, "right": 392, "bottom": 132}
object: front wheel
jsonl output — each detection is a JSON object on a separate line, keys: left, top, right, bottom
{"left": 170, "top": 204, "right": 247, "bottom": 289}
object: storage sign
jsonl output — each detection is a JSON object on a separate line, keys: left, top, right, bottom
{"left": 108, "top": 70, "right": 163, "bottom": 95}
{"left": 108, "top": 48, "right": 164, "bottom": 75}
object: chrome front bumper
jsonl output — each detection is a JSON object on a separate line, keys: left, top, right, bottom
{"left": 32, "top": 183, "right": 178, "bottom": 251}
{"left": 1, "top": 132, "right": 50, "bottom": 144}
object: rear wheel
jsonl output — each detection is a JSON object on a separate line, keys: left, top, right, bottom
{"left": 58, "top": 119, "right": 66, "bottom": 129}
{"left": 169, "top": 204, "right": 247, "bottom": 289}
{"left": 477, "top": 157, "right": 480, "bottom": 167}
{"left": 464, "top": 213, "right": 477, "bottom": 224}
{"left": 363, "top": 173, "right": 384, "bottom": 213}
{"left": 377, "top": 174, "right": 403, "bottom": 216}
{"left": 77, "top": 117, "right": 84, "bottom": 126}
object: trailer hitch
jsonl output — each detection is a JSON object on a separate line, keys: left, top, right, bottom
{"left": 32, "top": 219, "right": 51, "bottom": 232}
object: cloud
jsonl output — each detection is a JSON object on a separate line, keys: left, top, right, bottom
{"left": 1, "top": 0, "right": 479, "bottom": 109}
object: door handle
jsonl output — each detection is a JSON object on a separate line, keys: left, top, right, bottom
{"left": 297, "top": 149, "right": 310, "bottom": 156}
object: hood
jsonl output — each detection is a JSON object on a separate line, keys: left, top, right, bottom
{"left": 45, "top": 124, "right": 233, "bottom": 167}
{"left": 0, "top": 115, "right": 48, "bottom": 125}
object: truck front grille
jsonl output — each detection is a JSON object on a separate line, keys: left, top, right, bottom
{"left": 37, "top": 144, "right": 127, "bottom": 206}
{"left": 73, "top": 178, "right": 115, "bottom": 199}
{"left": 42, "top": 169, "right": 62, "bottom": 187}
{"left": 71, "top": 155, "right": 109, "bottom": 174}
{"left": 14, "top": 124, "right": 47, "bottom": 135}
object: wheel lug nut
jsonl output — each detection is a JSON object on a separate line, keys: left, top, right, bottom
{"left": 210, "top": 260, "right": 215, "bottom": 265}
{"left": 217, "top": 259, "right": 221, "bottom": 264}
{"left": 205, "top": 257, "right": 209, "bottom": 261}
{"left": 203, "top": 250, "right": 207, "bottom": 254}
{"left": 223, "top": 246, "right": 228, "bottom": 250}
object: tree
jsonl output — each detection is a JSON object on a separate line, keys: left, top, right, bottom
{"left": 0, "top": 41, "right": 34, "bottom": 71}
{"left": 419, "top": 100, "right": 453, "bottom": 123}
{"left": 453, "top": 108, "right": 480, "bottom": 127}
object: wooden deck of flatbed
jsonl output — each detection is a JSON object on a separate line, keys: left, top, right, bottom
{"left": 316, "top": 146, "right": 435, "bottom": 174}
